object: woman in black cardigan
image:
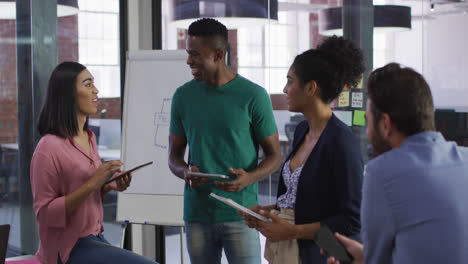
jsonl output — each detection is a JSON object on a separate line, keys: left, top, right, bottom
{"left": 242, "top": 36, "right": 365, "bottom": 264}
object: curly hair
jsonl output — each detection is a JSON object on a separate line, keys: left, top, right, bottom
{"left": 292, "top": 35, "right": 365, "bottom": 103}
{"left": 188, "top": 18, "right": 228, "bottom": 51}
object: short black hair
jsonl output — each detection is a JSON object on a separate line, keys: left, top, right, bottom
{"left": 38, "top": 61, "right": 88, "bottom": 138}
{"left": 188, "top": 18, "right": 228, "bottom": 51}
{"left": 367, "top": 63, "right": 435, "bottom": 136}
{"left": 292, "top": 36, "right": 365, "bottom": 103}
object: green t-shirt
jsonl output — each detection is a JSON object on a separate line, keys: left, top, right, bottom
{"left": 170, "top": 75, "right": 277, "bottom": 223}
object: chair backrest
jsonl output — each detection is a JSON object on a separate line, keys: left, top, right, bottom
{"left": 0, "top": 224, "right": 10, "bottom": 264}
{"left": 0, "top": 148, "right": 3, "bottom": 166}
{"left": 88, "top": 125, "right": 101, "bottom": 145}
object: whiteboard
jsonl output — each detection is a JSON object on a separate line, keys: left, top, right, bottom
{"left": 117, "top": 50, "right": 191, "bottom": 225}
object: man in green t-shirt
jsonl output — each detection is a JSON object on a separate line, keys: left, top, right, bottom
{"left": 168, "top": 18, "right": 281, "bottom": 264}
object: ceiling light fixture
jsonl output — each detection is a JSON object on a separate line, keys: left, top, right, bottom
{"left": 318, "top": 5, "right": 412, "bottom": 36}
{"left": 171, "top": 0, "right": 278, "bottom": 29}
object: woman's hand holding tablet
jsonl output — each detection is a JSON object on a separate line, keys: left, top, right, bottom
{"left": 105, "top": 161, "right": 153, "bottom": 184}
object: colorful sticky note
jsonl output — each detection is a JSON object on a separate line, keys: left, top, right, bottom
{"left": 353, "top": 110, "right": 366, "bottom": 126}
{"left": 338, "top": 91, "right": 349, "bottom": 107}
{"left": 333, "top": 110, "right": 352, "bottom": 126}
{"left": 356, "top": 78, "right": 363, "bottom": 89}
{"left": 177, "top": 29, "right": 186, "bottom": 40}
{"left": 352, "top": 92, "right": 363, "bottom": 108}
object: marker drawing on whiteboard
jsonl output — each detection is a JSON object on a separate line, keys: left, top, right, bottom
{"left": 154, "top": 98, "right": 172, "bottom": 149}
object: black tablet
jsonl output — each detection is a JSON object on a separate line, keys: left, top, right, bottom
{"left": 105, "top": 161, "right": 153, "bottom": 184}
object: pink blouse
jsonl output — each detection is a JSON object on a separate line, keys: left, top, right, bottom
{"left": 30, "top": 131, "right": 107, "bottom": 264}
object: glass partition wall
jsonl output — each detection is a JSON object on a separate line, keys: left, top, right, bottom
{"left": 0, "top": 0, "right": 122, "bottom": 256}
{"left": 1, "top": 0, "right": 466, "bottom": 261}
{"left": 158, "top": 0, "right": 468, "bottom": 262}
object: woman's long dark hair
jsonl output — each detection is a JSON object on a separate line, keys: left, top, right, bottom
{"left": 37, "top": 61, "right": 88, "bottom": 138}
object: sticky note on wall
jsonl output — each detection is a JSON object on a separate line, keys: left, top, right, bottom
{"left": 338, "top": 91, "right": 349, "bottom": 107}
{"left": 356, "top": 78, "right": 363, "bottom": 89}
{"left": 333, "top": 110, "right": 352, "bottom": 126}
{"left": 352, "top": 92, "right": 363, "bottom": 108}
{"left": 353, "top": 110, "right": 366, "bottom": 126}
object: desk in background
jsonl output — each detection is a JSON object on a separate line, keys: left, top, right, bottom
{"left": 6, "top": 255, "right": 38, "bottom": 263}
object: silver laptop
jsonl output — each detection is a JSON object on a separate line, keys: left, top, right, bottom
{"left": 0, "top": 224, "right": 10, "bottom": 264}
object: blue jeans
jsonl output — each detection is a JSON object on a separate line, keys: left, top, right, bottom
{"left": 185, "top": 221, "right": 261, "bottom": 264}
{"left": 59, "top": 233, "right": 157, "bottom": 264}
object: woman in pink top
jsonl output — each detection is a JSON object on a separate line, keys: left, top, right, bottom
{"left": 30, "top": 62, "right": 157, "bottom": 264}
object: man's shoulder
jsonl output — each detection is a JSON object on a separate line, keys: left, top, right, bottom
{"left": 172, "top": 79, "right": 201, "bottom": 104}
{"left": 366, "top": 149, "right": 408, "bottom": 178}
{"left": 175, "top": 79, "right": 198, "bottom": 93}
{"left": 458, "top": 145, "right": 468, "bottom": 156}
{"left": 234, "top": 75, "right": 267, "bottom": 95}
{"left": 235, "top": 74, "right": 260, "bottom": 86}
{"left": 366, "top": 139, "right": 468, "bottom": 179}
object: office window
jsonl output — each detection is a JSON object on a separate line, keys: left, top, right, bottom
{"left": 75, "top": 0, "right": 122, "bottom": 247}
{"left": 0, "top": 0, "right": 122, "bottom": 257}
{"left": 156, "top": 0, "right": 468, "bottom": 262}
{"left": 78, "top": 0, "right": 120, "bottom": 98}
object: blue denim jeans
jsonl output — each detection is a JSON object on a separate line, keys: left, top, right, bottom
{"left": 185, "top": 221, "right": 261, "bottom": 264}
{"left": 58, "top": 233, "right": 157, "bottom": 264}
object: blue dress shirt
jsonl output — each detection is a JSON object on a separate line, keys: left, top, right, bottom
{"left": 362, "top": 131, "right": 468, "bottom": 264}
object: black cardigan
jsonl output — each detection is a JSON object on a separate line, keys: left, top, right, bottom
{"left": 277, "top": 115, "right": 363, "bottom": 264}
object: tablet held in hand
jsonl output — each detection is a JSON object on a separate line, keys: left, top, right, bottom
{"left": 105, "top": 161, "right": 153, "bottom": 184}
{"left": 209, "top": 193, "right": 271, "bottom": 223}
{"left": 188, "top": 171, "right": 230, "bottom": 179}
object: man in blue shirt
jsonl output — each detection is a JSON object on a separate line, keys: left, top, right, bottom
{"left": 326, "top": 63, "right": 468, "bottom": 264}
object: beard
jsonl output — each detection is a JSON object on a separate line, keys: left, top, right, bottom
{"left": 370, "top": 129, "right": 392, "bottom": 158}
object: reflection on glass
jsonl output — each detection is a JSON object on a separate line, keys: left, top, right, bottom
{"left": 77, "top": 0, "right": 122, "bottom": 247}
